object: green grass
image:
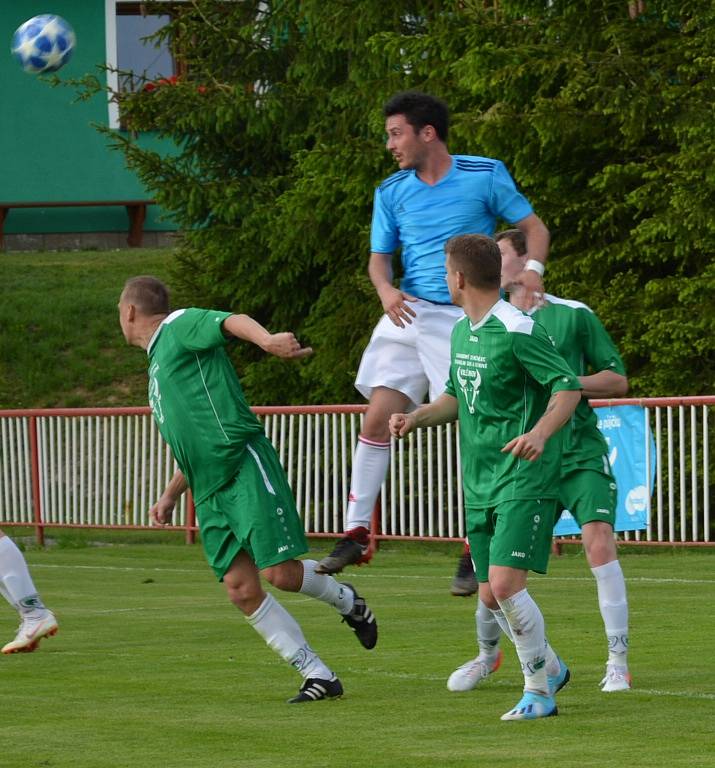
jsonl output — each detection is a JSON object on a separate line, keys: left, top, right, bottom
{"left": 0, "top": 248, "right": 182, "bottom": 408}
{"left": 2, "top": 541, "right": 713, "bottom": 768}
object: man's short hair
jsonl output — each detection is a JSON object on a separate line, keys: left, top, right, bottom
{"left": 445, "top": 235, "right": 501, "bottom": 290}
{"left": 495, "top": 228, "right": 527, "bottom": 257}
{"left": 383, "top": 91, "right": 449, "bottom": 141}
{"left": 122, "top": 276, "right": 170, "bottom": 315}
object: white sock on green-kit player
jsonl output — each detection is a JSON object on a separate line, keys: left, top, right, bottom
{"left": 246, "top": 593, "right": 333, "bottom": 681}
{"left": 344, "top": 437, "right": 391, "bottom": 530}
{"left": 592, "top": 560, "right": 629, "bottom": 665}
{"left": 300, "top": 560, "right": 355, "bottom": 615}
{"left": 476, "top": 599, "right": 502, "bottom": 661}
{"left": 0, "top": 535, "right": 47, "bottom": 616}
{"left": 492, "top": 604, "right": 561, "bottom": 677}
{"left": 497, "top": 589, "right": 551, "bottom": 694}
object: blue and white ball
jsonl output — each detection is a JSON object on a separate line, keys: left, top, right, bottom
{"left": 11, "top": 14, "right": 76, "bottom": 74}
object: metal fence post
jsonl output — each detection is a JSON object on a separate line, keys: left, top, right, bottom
{"left": 28, "top": 416, "right": 44, "bottom": 547}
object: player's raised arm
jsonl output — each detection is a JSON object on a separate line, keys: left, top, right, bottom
{"left": 513, "top": 213, "right": 550, "bottom": 309}
{"left": 221, "top": 314, "right": 312, "bottom": 359}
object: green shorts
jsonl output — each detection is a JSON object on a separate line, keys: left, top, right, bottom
{"left": 558, "top": 455, "right": 617, "bottom": 529}
{"left": 196, "top": 435, "right": 308, "bottom": 580}
{"left": 466, "top": 498, "right": 559, "bottom": 583}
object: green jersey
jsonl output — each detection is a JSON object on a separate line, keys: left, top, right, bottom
{"left": 531, "top": 295, "right": 626, "bottom": 466}
{"left": 146, "top": 308, "right": 264, "bottom": 504}
{"left": 445, "top": 299, "right": 581, "bottom": 507}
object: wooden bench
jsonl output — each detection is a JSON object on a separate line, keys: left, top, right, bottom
{"left": 0, "top": 200, "right": 156, "bottom": 249}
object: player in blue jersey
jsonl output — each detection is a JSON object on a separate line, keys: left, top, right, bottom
{"left": 317, "top": 91, "right": 551, "bottom": 575}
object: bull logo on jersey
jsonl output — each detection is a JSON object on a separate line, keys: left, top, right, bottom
{"left": 148, "top": 363, "right": 164, "bottom": 424}
{"left": 456, "top": 367, "right": 481, "bottom": 414}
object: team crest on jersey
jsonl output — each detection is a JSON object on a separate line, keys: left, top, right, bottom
{"left": 456, "top": 367, "right": 481, "bottom": 414}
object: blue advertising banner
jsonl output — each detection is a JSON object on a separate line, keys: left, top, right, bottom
{"left": 554, "top": 405, "right": 653, "bottom": 535}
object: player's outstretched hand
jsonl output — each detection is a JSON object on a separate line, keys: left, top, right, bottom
{"left": 150, "top": 496, "right": 176, "bottom": 526}
{"left": 501, "top": 431, "right": 546, "bottom": 461}
{"left": 389, "top": 413, "right": 415, "bottom": 439}
{"left": 513, "top": 269, "right": 545, "bottom": 311}
{"left": 379, "top": 285, "right": 418, "bottom": 328}
{"left": 264, "top": 332, "right": 313, "bottom": 359}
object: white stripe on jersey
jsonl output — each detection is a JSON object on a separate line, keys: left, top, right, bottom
{"left": 247, "top": 444, "right": 277, "bottom": 496}
{"left": 195, "top": 353, "right": 230, "bottom": 443}
{"left": 543, "top": 293, "right": 593, "bottom": 313}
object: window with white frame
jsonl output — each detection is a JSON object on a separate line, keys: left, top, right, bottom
{"left": 106, "top": 1, "right": 180, "bottom": 128}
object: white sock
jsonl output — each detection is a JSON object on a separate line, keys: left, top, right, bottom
{"left": 497, "top": 589, "right": 549, "bottom": 695}
{"left": 491, "top": 608, "right": 514, "bottom": 642}
{"left": 492, "top": 607, "right": 560, "bottom": 675}
{"left": 0, "top": 536, "right": 46, "bottom": 615}
{"left": 246, "top": 593, "right": 333, "bottom": 681}
{"left": 476, "top": 599, "right": 501, "bottom": 659}
{"left": 300, "top": 560, "right": 355, "bottom": 615}
{"left": 345, "top": 436, "right": 390, "bottom": 530}
{"left": 592, "top": 560, "right": 629, "bottom": 664}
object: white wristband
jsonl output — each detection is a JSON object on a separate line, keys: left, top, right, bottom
{"left": 525, "top": 259, "right": 545, "bottom": 277}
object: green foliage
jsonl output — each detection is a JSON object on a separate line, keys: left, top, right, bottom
{"left": 99, "top": 0, "right": 713, "bottom": 402}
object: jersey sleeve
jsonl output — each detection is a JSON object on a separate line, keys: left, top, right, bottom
{"left": 578, "top": 308, "right": 627, "bottom": 376}
{"left": 170, "top": 308, "right": 233, "bottom": 352}
{"left": 488, "top": 160, "right": 534, "bottom": 224}
{"left": 370, "top": 185, "right": 401, "bottom": 254}
{"left": 512, "top": 323, "right": 582, "bottom": 395}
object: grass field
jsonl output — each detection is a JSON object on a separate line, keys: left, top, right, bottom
{"left": 2, "top": 539, "right": 713, "bottom": 768}
{"left": 0, "top": 248, "right": 180, "bottom": 409}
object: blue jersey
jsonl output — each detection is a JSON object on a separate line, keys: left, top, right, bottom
{"left": 370, "top": 155, "right": 534, "bottom": 303}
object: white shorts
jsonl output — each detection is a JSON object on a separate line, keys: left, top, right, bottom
{"left": 355, "top": 299, "right": 464, "bottom": 407}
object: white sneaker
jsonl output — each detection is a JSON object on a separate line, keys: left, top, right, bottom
{"left": 2, "top": 611, "right": 58, "bottom": 654}
{"left": 600, "top": 663, "right": 632, "bottom": 692}
{"left": 447, "top": 649, "right": 503, "bottom": 691}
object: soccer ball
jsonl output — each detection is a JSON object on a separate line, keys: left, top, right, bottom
{"left": 11, "top": 14, "right": 76, "bottom": 74}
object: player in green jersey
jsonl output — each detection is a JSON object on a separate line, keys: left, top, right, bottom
{"left": 390, "top": 235, "right": 582, "bottom": 721}
{"left": 118, "top": 276, "right": 378, "bottom": 704}
{"left": 447, "top": 230, "right": 632, "bottom": 695}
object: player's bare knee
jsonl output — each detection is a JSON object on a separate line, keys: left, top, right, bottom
{"left": 488, "top": 578, "right": 513, "bottom": 603}
{"left": 261, "top": 561, "right": 302, "bottom": 592}
{"left": 583, "top": 522, "right": 617, "bottom": 567}
{"left": 362, "top": 388, "right": 411, "bottom": 442}
{"left": 224, "top": 581, "right": 262, "bottom": 613}
{"left": 261, "top": 566, "right": 287, "bottom": 590}
{"left": 361, "top": 410, "right": 393, "bottom": 443}
{"left": 478, "top": 583, "right": 499, "bottom": 610}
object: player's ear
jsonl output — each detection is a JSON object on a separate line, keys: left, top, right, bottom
{"left": 421, "top": 124, "right": 437, "bottom": 142}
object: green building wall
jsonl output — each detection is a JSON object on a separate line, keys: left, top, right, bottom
{"left": 0, "top": 1, "right": 177, "bottom": 241}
